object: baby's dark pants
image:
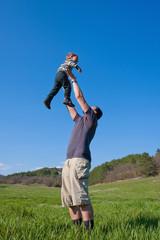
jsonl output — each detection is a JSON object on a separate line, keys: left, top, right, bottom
{"left": 46, "top": 71, "right": 71, "bottom": 103}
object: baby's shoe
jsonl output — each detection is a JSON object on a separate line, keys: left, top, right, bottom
{"left": 63, "top": 98, "right": 75, "bottom": 107}
{"left": 43, "top": 99, "right": 51, "bottom": 109}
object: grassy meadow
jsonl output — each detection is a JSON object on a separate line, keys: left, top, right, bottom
{"left": 0, "top": 177, "right": 160, "bottom": 240}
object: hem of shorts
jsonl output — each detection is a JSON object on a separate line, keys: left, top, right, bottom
{"left": 66, "top": 156, "right": 91, "bottom": 162}
{"left": 62, "top": 201, "right": 91, "bottom": 208}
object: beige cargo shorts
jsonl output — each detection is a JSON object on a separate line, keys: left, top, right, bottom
{"left": 61, "top": 158, "right": 91, "bottom": 207}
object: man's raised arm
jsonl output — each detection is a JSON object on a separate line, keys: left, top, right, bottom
{"left": 68, "top": 71, "right": 89, "bottom": 113}
{"left": 66, "top": 105, "right": 77, "bottom": 120}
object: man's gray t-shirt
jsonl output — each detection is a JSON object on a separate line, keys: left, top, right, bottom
{"left": 67, "top": 107, "right": 97, "bottom": 162}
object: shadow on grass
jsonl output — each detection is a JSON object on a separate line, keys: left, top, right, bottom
{"left": 0, "top": 185, "right": 8, "bottom": 188}
{"left": 100, "top": 216, "right": 160, "bottom": 234}
{"left": 128, "top": 216, "right": 160, "bottom": 230}
{"left": 53, "top": 223, "right": 72, "bottom": 233}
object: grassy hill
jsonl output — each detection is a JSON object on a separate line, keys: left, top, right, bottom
{"left": 89, "top": 151, "right": 160, "bottom": 185}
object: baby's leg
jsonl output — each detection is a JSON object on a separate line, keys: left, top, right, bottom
{"left": 60, "top": 74, "right": 71, "bottom": 99}
{"left": 61, "top": 74, "right": 75, "bottom": 107}
{"left": 47, "top": 79, "right": 62, "bottom": 101}
{"left": 43, "top": 73, "right": 62, "bottom": 109}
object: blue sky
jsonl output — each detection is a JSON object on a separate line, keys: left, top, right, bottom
{"left": 0, "top": 0, "right": 160, "bottom": 175}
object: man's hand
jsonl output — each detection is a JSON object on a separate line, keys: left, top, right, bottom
{"left": 78, "top": 68, "right": 82, "bottom": 73}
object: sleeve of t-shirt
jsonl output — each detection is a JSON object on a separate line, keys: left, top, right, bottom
{"left": 73, "top": 113, "right": 82, "bottom": 122}
{"left": 85, "top": 107, "right": 97, "bottom": 126}
{"left": 67, "top": 60, "right": 79, "bottom": 69}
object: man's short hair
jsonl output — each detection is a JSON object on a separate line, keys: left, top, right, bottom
{"left": 96, "top": 107, "right": 103, "bottom": 120}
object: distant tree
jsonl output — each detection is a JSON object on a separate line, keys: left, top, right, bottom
{"left": 0, "top": 175, "right": 6, "bottom": 184}
{"left": 153, "top": 148, "right": 160, "bottom": 173}
{"left": 89, "top": 162, "right": 111, "bottom": 185}
{"left": 156, "top": 148, "right": 160, "bottom": 156}
{"left": 103, "top": 163, "right": 140, "bottom": 183}
{"left": 139, "top": 152, "right": 158, "bottom": 177}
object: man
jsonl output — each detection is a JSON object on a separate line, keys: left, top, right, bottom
{"left": 61, "top": 72, "right": 103, "bottom": 230}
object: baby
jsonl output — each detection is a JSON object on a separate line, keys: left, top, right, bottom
{"left": 43, "top": 52, "right": 82, "bottom": 109}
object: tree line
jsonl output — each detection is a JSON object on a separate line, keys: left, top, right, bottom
{"left": 0, "top": 167, "right": 62, "bottom": 187}
{"left": 0, "top": 149, "right": 160, "bottom": 187}
{"left": 89, "top": 149, "right": 160, "bottom": 185}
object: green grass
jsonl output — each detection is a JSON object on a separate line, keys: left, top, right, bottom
{"left": 0, "top": 177, "right": 160, "bottom": 240}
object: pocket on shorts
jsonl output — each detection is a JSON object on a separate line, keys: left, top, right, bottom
{"left": 76, "top": 159, "right": 90, "bottom": 180}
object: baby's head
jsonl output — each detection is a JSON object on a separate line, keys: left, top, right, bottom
{"left": 66, "top": 52, "right": 78, "bottom": 64}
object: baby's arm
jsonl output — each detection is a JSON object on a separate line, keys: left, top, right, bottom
{"left": 67, "top": 60, "right": 82, "bottom": 73}
{"left": 77, "top": 67, "right": 82, "bottom": 73}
